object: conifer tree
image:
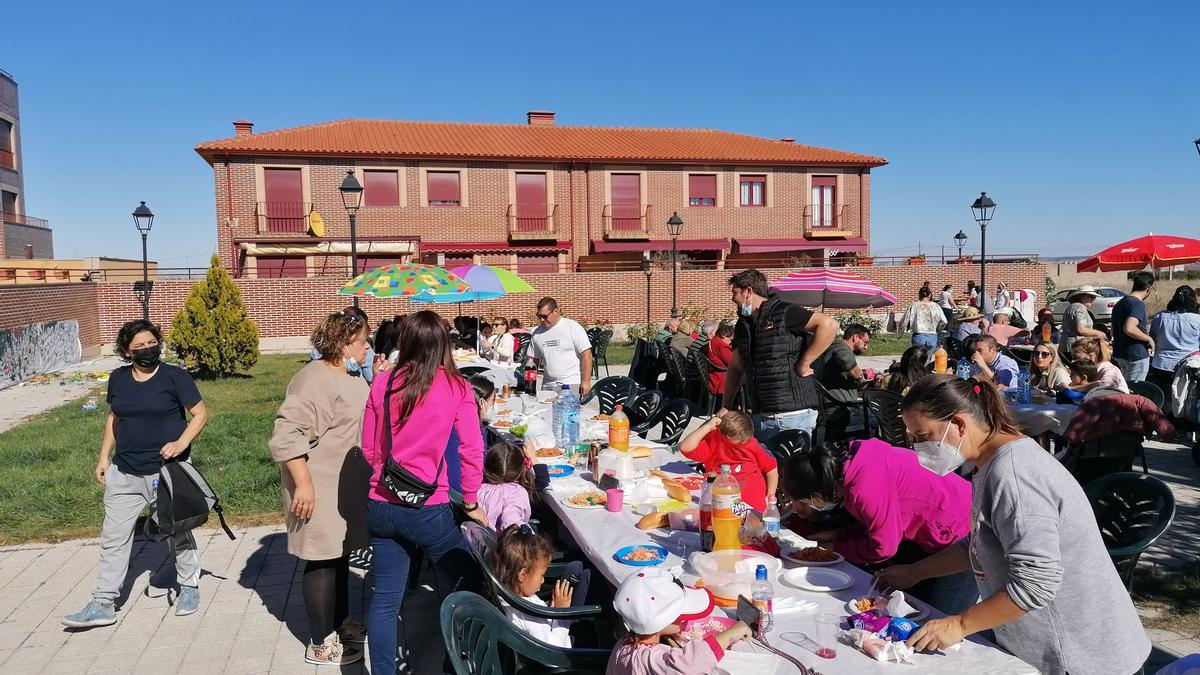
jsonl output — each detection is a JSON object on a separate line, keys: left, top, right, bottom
{"left": 167, "top": 255, "right": 260, "bottom": 376}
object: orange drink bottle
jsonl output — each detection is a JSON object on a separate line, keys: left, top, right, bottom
{"left": 608, "top": 404, "right": 630, "bottom": 451}
{"left": 933, "top": 344, "right": 948, "bottom": 373}
{"left": 711, "top": 465, "right": 743, "bottom": 551}
{"left": 1041, "top": 322, "right": 1052, "bottom": 343}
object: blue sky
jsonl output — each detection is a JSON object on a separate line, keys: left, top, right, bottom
{"left": 5, "top": 1, "right": 1198, "bottom": 266}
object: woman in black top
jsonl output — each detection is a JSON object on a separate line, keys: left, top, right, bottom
{"left": 63, "top": 320, "right": 209, "bottom": 628}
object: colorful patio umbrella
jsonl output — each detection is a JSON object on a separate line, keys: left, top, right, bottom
{"left": 448, "top": 265, "right": 538, "bottom": 296}
{"left": 1076, "top": 234, "right": 1200, "bottom": 272}
{"left": 337, "top": 263, "right": 470, "bottom": 298}
{"left": 769, "top": 268, "right": 898, "bottom": 309}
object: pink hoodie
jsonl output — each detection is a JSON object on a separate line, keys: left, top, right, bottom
{"left": 361, "top": 367, "right": 484, "bottom": 505}
{"left": 833, "top": 439, "right": 972, "bottom": 564}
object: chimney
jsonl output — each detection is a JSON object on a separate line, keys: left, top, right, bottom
{"left": 780, "top": 137, "right": 795, "bottom": 143}
{"left": 233, "top": 120, "right": 254, "bottom": 136}
{"left": 527, "top": 111, "right": 556, "bottom": 126}
{"left": 25, "top": 244, "right": 33, "bottom": 259}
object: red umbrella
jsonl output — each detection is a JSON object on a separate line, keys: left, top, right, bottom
{"left": 1076, "top": 234, "right": 1200, "bottom": 272}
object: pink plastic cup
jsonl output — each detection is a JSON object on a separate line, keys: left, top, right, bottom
{"left": 605, "top": 488, "right": 624, "bottom": 512}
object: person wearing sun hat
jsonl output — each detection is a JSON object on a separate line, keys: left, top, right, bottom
{"left": 606, "top": 569, "right": 750, "bottom": 675}
{"left": 1059, "top": 285, "right": 1106, "bottom": 361}
{"left": 953, "top": 305, "right": 986, "bottom": 342}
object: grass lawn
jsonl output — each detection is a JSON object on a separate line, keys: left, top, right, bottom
{"left": 0, "top": 353, "right": 307, "bottom": 545}
{"left": 1135, "top": 562, "right": 1200, "bottom": 638}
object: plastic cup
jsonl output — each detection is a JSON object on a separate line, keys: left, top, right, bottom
{"left": 605, "top": 488, "right": 624, "bottom": 512}
{"left": 814, "top": 613, "right": 840, "bottom": 659}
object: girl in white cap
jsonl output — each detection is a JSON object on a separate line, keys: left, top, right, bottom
{"left": 607, "top": 569, "right": 750, "bottom": 675}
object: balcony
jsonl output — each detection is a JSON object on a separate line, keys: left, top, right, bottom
{"left": 0, "top": 211, "right": 50, "bottom": 229}
{"left": 0, "top": 149, "right": 13, "bottom": 170}
{"left": 602, "top": 203, "right": 652, "bottom": 240}
{"left": 255, "top": 201, "right": 313, "bottom": 234}
{"left": 507, "top": 203, "right": 559, "bottom": 241}
{"left": 803, "top": 204, "right": 853, "bottom": 238}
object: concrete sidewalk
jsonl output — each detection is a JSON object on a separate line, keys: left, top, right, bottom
{"left": 0, "top": 356, "right": 124, "bottom": 434}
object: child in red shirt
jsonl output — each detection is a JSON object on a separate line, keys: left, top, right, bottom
{"left": 679, "top": 411, "right": 778, "bottom": 512}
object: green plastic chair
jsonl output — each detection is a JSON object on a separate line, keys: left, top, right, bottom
{"left": 1084, "top": 472, "right": 1176, "bottom": 593}
{"left": 441, "top": 591, "right": 612, "bottom": 675}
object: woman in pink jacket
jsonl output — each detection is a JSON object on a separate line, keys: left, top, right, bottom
{"left": 782, "top": 438, "right": 976, "bottom": 614}
{"left": 360, "top": 311, "right": 488, "bottom": 674}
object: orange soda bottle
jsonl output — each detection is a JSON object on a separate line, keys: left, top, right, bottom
{"left": 608, "top": 404, "right": 630, "bottom": 451}
{"left": 933, "top": 344, "right": 948, "bottom": 373}
{"left": 712, "top": 465, "right": 743, "bottom": 551}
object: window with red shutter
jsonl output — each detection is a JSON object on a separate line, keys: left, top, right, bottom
{"left": 257, "top": 256, "right": 306, "bottom": 279}
{"left": 739, "top": 175, "right": 766, "bottom": 207}
{"left": 356, "top": 255, "right": 406, "bottom": 274}
{"left": 688, "top": 174, "right": 717, "bottom": 206}
{"left": 427, "top": 171, "right": 461, "bottom": 206}
{"left": 516, "top": 253, "right": 558, "bottom": 274}
{"left": 364, "top": 170, "right": 400, "bottom": 207}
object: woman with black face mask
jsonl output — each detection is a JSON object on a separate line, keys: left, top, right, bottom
{"left": 63, "top": 319, "right": 209, "bottom": 629}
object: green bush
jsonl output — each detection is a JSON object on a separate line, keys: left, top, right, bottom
{"left": 835, "top": 310, "right": 883, "bottom": 335}
{"left": 167, "top": 255, "right": 260, "bottom": 377}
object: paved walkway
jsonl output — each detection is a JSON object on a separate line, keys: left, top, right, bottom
{"left": 0, "top": 356, "right": 124, "bottom": 434}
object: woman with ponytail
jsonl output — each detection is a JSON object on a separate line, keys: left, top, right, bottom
{"left": 876, "top": 375, "right": 1148, "bottom": 674}
{"left": 781, "top": 439, "right": 975, "bottom": 614}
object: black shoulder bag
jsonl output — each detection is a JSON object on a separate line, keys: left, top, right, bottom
{"left": 379, "top": 367, "right": 445, "bottom": 508}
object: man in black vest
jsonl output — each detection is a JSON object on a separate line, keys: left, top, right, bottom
{"left": 719, "top": 268, "right": 838, "bottom": 445}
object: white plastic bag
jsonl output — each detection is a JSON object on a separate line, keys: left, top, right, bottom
{"left": 523, "top": 410, "right": 555, "bottom": 451}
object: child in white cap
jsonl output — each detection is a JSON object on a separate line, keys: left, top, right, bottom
{"left": 606, "top": 569, "right": 750, "bottom": 674}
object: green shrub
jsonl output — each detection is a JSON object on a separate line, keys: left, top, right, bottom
{"left": 835, "top": 310, "right": 883, "bottom": 335}
{"left": 167, "top": 255, "right": 260, "bottom": 377}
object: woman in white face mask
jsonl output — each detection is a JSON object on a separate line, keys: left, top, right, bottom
{"left": 878, "top": 375, "right": 1149, "bottom": 675}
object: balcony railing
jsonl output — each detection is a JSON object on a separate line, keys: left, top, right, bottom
{"left": 0, "top": 149, "right": 14, "bottom": 170}
{"left": 255, "top": 201, "right": 312, "bottom": 234}
{"left": 803, "top": 204, "right": 852, "bottom": 238}
{"left": 507, "top": 203, "right": 559, "bottom": 240}
{"left": 602, "top": 203, "right": 652, "bottom": 240}
{"left": 0, "top": 211, "right": 50, "bottom": 229}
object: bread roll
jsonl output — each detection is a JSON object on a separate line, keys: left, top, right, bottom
{"left": 636, "top": 511, "right": 670, "bottom": 530}
{"left": 650, "top": 470, "right": 694, "bottom": 503}
{"left": 630, "top": 445, "right": 653, "bottom": 459}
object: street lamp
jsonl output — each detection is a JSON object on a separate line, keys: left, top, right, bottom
{"left": 338, "top": 170, "right": 364, "bottom": 306}
{"left": 666, "top": 211, "right": 684, "bottom": 318}
{"left": 1194, "top": 138, "right": 1200, "bottom": 158}
{"left": 132, "top": 201, "right": 154, "bottom": 321}
{"left": 953, "top": 229, "right": 968, "bottom": 259}
{"left": 970, "top": 192, "right": 996, "bottom": 312}
{"left": 641, "top": 252, "right": 653, "bottom": 325}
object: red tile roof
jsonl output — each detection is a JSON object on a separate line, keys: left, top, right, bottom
{"left": 195, "top": 119, "right": 886, "bottom": 167}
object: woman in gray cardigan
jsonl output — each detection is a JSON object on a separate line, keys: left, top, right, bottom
{"left": 878, "top": 374, "right": 1148, "bottom": 675}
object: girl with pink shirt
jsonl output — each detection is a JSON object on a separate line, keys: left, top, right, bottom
{"left": 477, "top": 443, "right": 538, "bottom": 531}
{"left": 360, "top": 311, "right": 488, "bottom": 675}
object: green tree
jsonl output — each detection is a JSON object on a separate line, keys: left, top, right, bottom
{"left": 167, "top": 255, "right": 260, "bottom": 376}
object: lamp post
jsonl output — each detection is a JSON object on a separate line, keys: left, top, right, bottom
{"left": 641, "top": 252, "right": 653, "bottom": 325}
{"left": 666, "top": 211, "right": 684, "bottom": 317}
{"left": 970, "top": 192, "right": 996, "bottom": 311}
{"left": 953, "top": 229, "right": 968, "bottom": 260}
{"left": 1194, "top": 138, "right": 1200, "bottom": 158}
{"left": 338, "top": 170, "right": 364, "bottom": 306}
{"left": 132, "top": 201, "right": 154, "bottom": 321}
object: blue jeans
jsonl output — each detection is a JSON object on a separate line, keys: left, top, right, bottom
{"left": 752, "top": 409, "right": 818, "bottom": 446}
{"left": 365, "top": 500, "right": 478, "bottom": 675}
{"left": 912, "top": 333, "right": 938, "bottom": 349}
{"left": 1114, "top": 357, "right": 1150, "bottom": 383}
{"left": 914, "top": 568, "right": 979, "bottom": 616}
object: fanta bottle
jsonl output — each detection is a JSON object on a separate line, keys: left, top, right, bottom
{"left": 608, "top": 404, "right": 630, "bottom": 451}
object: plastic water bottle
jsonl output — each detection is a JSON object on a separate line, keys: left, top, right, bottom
{"left": 955, "top": 357, "right": 972, "bottom": 380}
{"left": 552, "top": 385, "right": 566, "bottom": 446}
{"left": 752, "top": 564, "right": 774, "bottom": 633}
{"left": 561, "top": 387, "right": 580, "bottom": 448}
{"left": 763, "top": 495, "right": 781, "bottom": 537}
{"left": 1017, "top": 369, "right": 1032, "bottom": 404}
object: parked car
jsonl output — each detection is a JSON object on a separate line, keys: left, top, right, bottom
{"left": 1049, "top": 287, "right": 1126, "bottom": 324}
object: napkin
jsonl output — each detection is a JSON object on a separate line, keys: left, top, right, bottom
{"left": 626, "top": 477, "right": 668, "bottom": 505}
{"left": 771, "top": 597, "right": 819, "bottom": 615}
{"left": 549, "top": 477, "right": 593, "bottom": 495}
{"left": 885, "top": 591, "right": 917, "bottom": 619}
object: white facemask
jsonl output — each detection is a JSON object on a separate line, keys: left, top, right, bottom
{"left": 809, "top": 496, "right": 839, "bottom": 512}
{"left": 913, "top": 422, "right": 967, "bottom": 476}
{"left": 480, "top": 405, "right": 495, "bottom": 423}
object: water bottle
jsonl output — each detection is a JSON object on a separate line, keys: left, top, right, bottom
{"left": 1017, "top": 369, "right": 1032, "bottom": 404}
{"left": 562, "top": 387, "right": 580, "bottom": 448}
{"left": 752, "top": 564, "right": 774, "bottom": 633}
{"left": 955, "top": 357, "right": 971, "bottom": 380}
{"left": 763, "top": 495, "right": 781, "bottom": 537}
{"left": 552, "top": 385, "right": 568, "bottom": 447}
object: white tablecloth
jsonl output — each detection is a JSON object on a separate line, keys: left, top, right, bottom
{"left": 1010, "top": 402, "right": 1078, "bottom": 437}
{"left": 542, "top": 454, "right": 1038, "bottom": 675}
{"left": 454, "top": 357, "right": 519, "bottom": 389}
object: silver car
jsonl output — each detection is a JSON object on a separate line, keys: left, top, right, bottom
{"left": 1049, "top": 287, "right": 1127, "bottom": 324}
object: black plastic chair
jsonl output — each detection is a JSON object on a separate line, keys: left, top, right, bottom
{"left": 1084, "top": 472, "right": 1176, "bottom": 593}
{"left": 650, "top": 398, "right": 693, "bottom": 447}
{"left": 441, "top": 591, "right": 612, "bottom": 675}
{"left": 1128, "top": 380, "right": 1166, "bottom": 410}
{"left": 513, "top": 333, "right": 532, "bottom": 364}
{"left": 812, "top": 380, "right": 869, "bottom": 443}
{"left": 578, "top": 375, "right": 639, "bottom": 416}
{"left": 626, "top": 389, "right": 665, "bottom": 436}
{"left": 766, "top": 428, "right": 811, "bottom": 464}
{"left": 459, "top": 365, "right": 489, "bottom": 378}
{"left": 662, "top": 348, "right": 688, "bottom": 399}
{"left": 1000, "top": 345, "right": 1029, "bottom": 369}
{"left": 863, "top": 389, "right": 909, "bottom": 447}
{"left": 943, "top": 336, "right": 964, "bottom": 361}
{"left": 587, "top": 328, "right": 614, "bottom": 379}
{"left": 688, "top": 348, "right": 717, "bottom": 415}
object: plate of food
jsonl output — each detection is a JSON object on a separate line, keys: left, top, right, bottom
{"left": 781, "top": 567, "right": 853, "bottom": 592}
{"left": 546, "top": 464, "right": 575, "bottom": 479}
{"left": 591, "top": 414, "right": 610, "bottom": 421}
{"left": 562, "top": 491, "right": 608, "bottom": 509}
{"left": 540, "top": 397, "right": 557, "bottom": 404}
{"left": 492, "top": 420, "right": 515, "bottom": 428}
{"left": 665, "top": 474, "right": 705, "bottom": 491}
{"left": 613, "top": 544, "right": 668, "bottom": 567}
{"left": 536, "top": 447, "right": 566, "bottom": 462}
{"left": 846, "top": 594, "right": 928, "bottom": 621}
{"left": 782, "top": 546, "right": 843, "bottom": 566}
{"left": 678, "top": 616, "right": 736, "bottom": 642}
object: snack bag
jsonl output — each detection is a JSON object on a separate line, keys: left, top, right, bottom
{"left": 848, "top": 611, "right": 890, "bottom": 633}
{"left": 839, "top": 629, "right": 916, "bottom": 664}
{"left": 885, "top": 617, "right": 920, "bottom": 642}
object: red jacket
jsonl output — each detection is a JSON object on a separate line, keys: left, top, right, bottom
{"left": 1063, "top": 393, "right": 1175, "bottom": 445}
{"left": 705, "top": 338, "right": 733, "bottom": 395}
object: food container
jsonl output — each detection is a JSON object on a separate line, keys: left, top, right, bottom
{"left": 596, "top": 447, "right": 636, "bottom": 482}
{"left": 687, "top": 549, "right": 782, "bottom": 604}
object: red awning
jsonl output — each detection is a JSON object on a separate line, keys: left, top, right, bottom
{"left": 591, "top": 239, "right": 730, "bottom": 253}
{"left": 734, "top": 237, "right": 869, "bottom": 253}
{"left": 421, "top": 241, "right": 571, "bottom": 253}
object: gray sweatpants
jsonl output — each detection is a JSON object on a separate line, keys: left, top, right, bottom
{"left": 93, "top": 462, "right": 199, "bottom": 602}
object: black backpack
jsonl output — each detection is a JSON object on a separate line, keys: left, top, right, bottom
{"left": 145, "top": 460, "right": 236, "bottom": 541}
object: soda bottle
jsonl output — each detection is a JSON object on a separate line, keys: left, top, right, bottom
{"left": 1041, "top": 321, "right": 1052, "bottom": 344}
{"left": 699, "top": 472, "right": 716, "bottom": 552}
{"left": 523, "top": 357, "right": 538, "bottom": 397}
{"left": 763, "top": 494, "right": 781, "bottom": 537}
{"left": 752, "top": 564, "right": 774, "bottom": 633}
{"left": 933, "top": 344, "right": 948, "bottom": 373}
{"left": 711, "top": 465, "right": 743, "bottom": 551}
{"left": 608, "top": 404, "right": 630, "bottom": 451}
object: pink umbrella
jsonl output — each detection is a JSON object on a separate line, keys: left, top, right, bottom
{"left": 769, "top": 269, "right": 898, "bottom": 309}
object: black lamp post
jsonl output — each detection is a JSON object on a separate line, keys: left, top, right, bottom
{"left": 338, "top": 170, "right": 364, "bottom": 306}
{"left": 1194, "top": 138, "right": 1200, "bottom": 158}
{"left": 970, "top": 192, "right": 996, "bottom": 310}
{"left": 641, "top": 253, "right": 653, "bottom": 325}
{"left": 953, "top": 229, "right": 968, "bottom": 260}
{"left": 132, "top": 201, "right": 154, "bottom": 321}
{"left": 666, "top": 211, "right": 684, "bottom": 317}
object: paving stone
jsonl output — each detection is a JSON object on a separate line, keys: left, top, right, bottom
{"left": 41, "top": 654, "right": 96, "bottom": 674}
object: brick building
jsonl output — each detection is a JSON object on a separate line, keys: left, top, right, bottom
{"left": 195, "top": 112, "right": 886, "bottom": 278}
{"left": 0, "top": 68, "right": 53, "bottom": 259}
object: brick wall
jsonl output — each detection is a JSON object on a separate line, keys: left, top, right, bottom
{"left": 0, "top": 283, "right": 100, "bottom": 355}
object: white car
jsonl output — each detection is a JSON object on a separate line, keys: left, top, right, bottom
{"left": 1049, "top": 287, "right": 1126, "bottom": 324}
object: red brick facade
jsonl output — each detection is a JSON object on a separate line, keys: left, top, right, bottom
{"left": 0, "top": 283, "right": 99, "bottom": 356}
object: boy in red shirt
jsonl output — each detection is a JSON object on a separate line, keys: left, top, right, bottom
{"left": 680, "top": 411, "right": 778, "bottom": 512}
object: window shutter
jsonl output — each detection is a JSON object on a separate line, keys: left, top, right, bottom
{"left": 364, "top": 170, "right": 400, "bottom": 207}
{"left": 427, "top": 171, "right": 461, "bottom": 204}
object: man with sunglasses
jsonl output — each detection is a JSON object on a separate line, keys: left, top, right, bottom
{"left": 530, "top": 297, "right": 593, "bottom": 396}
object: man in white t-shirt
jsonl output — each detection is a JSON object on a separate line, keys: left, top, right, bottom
{"left": 530, "top": 297, "right": 593, "bottom": 396}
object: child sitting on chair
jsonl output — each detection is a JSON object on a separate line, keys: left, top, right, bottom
{"left": 679, "top": 411, "right": 778, "bottom": 512}
{"left": 490, "top": 524, "right": 591, "bottom": 648}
